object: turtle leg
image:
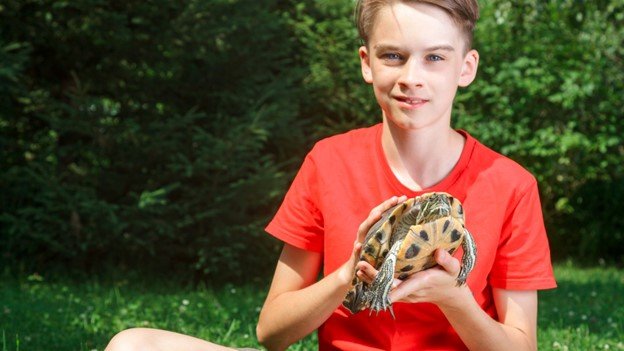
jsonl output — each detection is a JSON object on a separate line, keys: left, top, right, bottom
{"left": 366, "top": 241, "right": 401, "bottom": 318}
{"left": 456, "top": 228, "right": 477, "bottom": 286}
{"left": 343, "top": 281, "right": 368, "bottom": 314}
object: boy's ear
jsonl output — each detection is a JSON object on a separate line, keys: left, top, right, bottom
{"left": 359, "top": 46, "right": 373, "bottom": 84}
{"left": 458, "top": 49, "right": 479, "bottom": 87}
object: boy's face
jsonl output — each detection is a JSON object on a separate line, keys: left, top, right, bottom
{"left": 359, "top": 2, "right": 478, "bottom": 131}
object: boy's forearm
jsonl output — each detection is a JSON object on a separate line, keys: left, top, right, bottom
{"left": 439, "top": 289, "right": 536, "bottom": 351}
{"left": 256, "top": 267, "right": 352, "bottom": 351}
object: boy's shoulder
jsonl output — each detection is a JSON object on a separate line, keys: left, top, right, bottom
{"left": 466, "top": 131, "right": 537, "bottom": 188}
{"left": 310, "top": 123, "right": 381, "bottom": 156}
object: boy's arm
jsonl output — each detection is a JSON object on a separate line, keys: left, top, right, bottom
{"left": 444, "top": 288, "right": 537, "bottom": 351}
{"left": 257, "top": 196, "right": 406, "bottom": 351}
{"left": 255, "top": 243, "right": 351, "bottom": 351}
{"left": 358, "top": 249, "right": 537, "bottom": 351}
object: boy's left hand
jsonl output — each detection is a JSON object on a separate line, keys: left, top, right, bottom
{"left": 355, "top": 249, "right": 468, "bottom": 310}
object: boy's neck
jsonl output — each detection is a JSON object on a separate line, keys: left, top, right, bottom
{"left": 381, "top": 119, "right": 465, "bottom": 191}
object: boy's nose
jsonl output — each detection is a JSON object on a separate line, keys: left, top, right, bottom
{"left": 398, "top": 60, "right": 424, "bottom": 88}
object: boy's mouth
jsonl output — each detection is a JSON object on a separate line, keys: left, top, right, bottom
{"left": 394, "top": 96, "right": 429, "bottom": 108}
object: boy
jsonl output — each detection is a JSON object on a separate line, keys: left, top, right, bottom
{"left": 106, "top": 1, "right": 556, "bottom": 350}
{"left": 256, "top": 0, "right": 556, "bottom": 350}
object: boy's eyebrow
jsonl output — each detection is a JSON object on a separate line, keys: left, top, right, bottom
{"left": 373, "top": 44, "right": 401, "bottom": 52}
{"left": 426, "top": 45, "right": 455, "bottom": 52}
{"left": 373, "top": 44, "right": 456, "bottom": 52}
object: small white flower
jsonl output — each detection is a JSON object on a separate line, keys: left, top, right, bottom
{"left": 182, "top": 299, "right": 190, "bottom": 306}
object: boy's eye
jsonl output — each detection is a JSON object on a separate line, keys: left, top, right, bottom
{"left": 381, "top": 53, "right": 403, "bottom": 61}
{"left": 426, "top": 54, "right": 444, "bottom": 62}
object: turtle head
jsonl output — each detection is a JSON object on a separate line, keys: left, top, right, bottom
{"left": 342, "top": 282, "right": 368, "bottom": 314}
{"left": 417, "top": 192, "right": 452, "bottom": 222}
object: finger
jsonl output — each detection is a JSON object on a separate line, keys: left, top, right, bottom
{"left": 435, "top": 249, "right": 461, "bottom": 277}
{"left": 352, "top": 241, "right": 363, "bottom": 256}
{"left": 355, "top": 261, "right": 377, "bottom": 284}
{"left": 389, "top": 275, "right": 423, "bottom": 303}
{"left": 357, "top": 196, "right": 406, "bottom": 241}
{"left": 350, "top": 241, "right": 363, "bottom": 268}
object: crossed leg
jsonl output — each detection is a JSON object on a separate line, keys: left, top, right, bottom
{"left": 105, "top": 328, "right": 258, "bottom": 351}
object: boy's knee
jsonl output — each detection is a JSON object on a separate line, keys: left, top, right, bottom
{"left": 105, "top": 328, "right": 153, "bottom": 351}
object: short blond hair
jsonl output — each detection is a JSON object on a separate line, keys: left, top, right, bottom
{"left": 355, "top": 0, "right": 479, "bottom": 52}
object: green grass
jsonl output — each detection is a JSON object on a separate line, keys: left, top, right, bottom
{"left": 1, "top": 263, "right": 622, "bottom": 351}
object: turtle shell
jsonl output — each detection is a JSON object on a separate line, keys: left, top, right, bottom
{"left": 343, "top": 192, "right": 472, "bottom": 314}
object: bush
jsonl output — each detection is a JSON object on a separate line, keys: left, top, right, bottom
{"left": 0, "top": 0, "right": 307, "bottom": 281}
{"left": 455, "top": 0, "right": 624, "bottom": 261}
{"left": 1, "top": 0, "right": 622, "bottom": 280}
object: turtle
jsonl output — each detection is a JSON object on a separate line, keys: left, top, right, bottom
{"left": 342, "top": 192, "right": 477, "bottom": 317}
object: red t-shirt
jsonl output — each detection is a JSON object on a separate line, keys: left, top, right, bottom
{"left": 266, "top": 123, "right": 556, "bottom": 350}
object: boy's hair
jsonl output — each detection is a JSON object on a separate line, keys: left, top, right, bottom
{"left": 355, "top": 0, "right": 479, "bottom": 52}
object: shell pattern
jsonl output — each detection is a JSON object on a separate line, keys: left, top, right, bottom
{"left": 342, "top": 192, "right": 477, "bottom": 317}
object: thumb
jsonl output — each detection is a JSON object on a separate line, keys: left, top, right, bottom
{"left": 435, "top": 249, "right": 460, "bottom": 276}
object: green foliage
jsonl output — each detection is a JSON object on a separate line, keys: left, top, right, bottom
{"left": 0, "top": 0, "right": 307, "bottom": 280}
{"left": 1, "top": 0, "right": 622, "bottom": 279}
{"left": 455, "top": 0, "right": 624, "bottom": 261}
{"left": 287, "top": 1, "right": 378, "bottom": 138}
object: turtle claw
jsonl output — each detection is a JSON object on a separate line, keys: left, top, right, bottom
{"left": 455, "top": 275, "right": 467, "bottom": 287}
{"left": 365, "top": 241, "right": 400, "bottom": 318}
{"left": 367, "top": 294, "right": 395, "bottom": 319}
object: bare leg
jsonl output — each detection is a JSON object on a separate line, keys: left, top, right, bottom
{"left": 105, "top": 328, "right": 255, "bottom": 351}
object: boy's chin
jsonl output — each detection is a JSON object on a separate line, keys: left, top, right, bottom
{"left": 384, "top": 112, "right": 432, "bottom": 131}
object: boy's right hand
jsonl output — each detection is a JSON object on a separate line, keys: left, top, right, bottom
{"left": 338, "top": 195, "right": 408, "bottom": 285}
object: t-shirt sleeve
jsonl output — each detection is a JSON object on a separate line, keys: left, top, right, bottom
{"left": 489, "top": 180, "right": 557, "bottom": 290}
{"left": 265, "top": 152, "right": 324, "bottom": 252}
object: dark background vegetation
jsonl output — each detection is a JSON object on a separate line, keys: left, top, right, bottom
{"left": 1, "top": 0, "right": 622, "bottom": 283}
